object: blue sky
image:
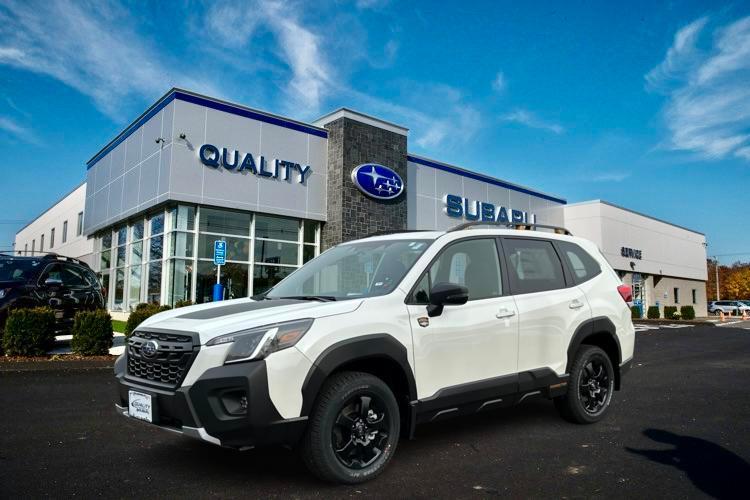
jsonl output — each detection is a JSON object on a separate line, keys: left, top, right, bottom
{"left": 0, "top": 0, "right": 748, "bottom": 262}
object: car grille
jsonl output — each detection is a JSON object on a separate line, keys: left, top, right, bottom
{"left": 126, "top": 331, "right": 197, "bottom": 389}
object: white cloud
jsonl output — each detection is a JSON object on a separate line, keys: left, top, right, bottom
{"left": 645, "top": 17, "right": 708, "bottom": 92}
{"left": 0, "top": 0, "right": 219, "bottom": 120}
{"left": 647, "top": 15, "right": 750, "bottom": 162}
{"left": 201, "top": 0, "right": 333, "bottom": 114}
{"left": 0, "top": 116, "right": 38, "bottom": 144}
{"left": 492, "top": 71, "right": 506, "bottom": 93}
{"left": 501, "top": 109, "right": 564, "bottom": 134}
{"left": 590, "top": 171, "right": 630, "bottom": 182}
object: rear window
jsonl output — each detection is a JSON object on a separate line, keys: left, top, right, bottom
{"left": 557, "top": 241, "right": 601, "bottom": 284}
{"left": 504, "top": 238, "right": 566, "bottom": 294}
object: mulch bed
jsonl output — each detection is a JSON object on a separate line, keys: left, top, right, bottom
{"left": 0, "top": 354, "right": 116, "bottom": 371}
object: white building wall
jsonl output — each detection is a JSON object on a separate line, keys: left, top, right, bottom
{"left": 563, "top": 201, "right": 707, "bottom": 281}
{"left": 406, "top": 155, "right": 566, "bottom": 231}
{"left": 14, "top": 183, "right": 93, "bottom": 265}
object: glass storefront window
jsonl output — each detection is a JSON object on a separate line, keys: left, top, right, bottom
{"left": 116, "top": 226, "right": 127, "bottom": 246}
{"left": 168, "top": 259, "right": 193, "bottom": 304}
{"left": 303, "top": 220, "right": 317, "bottom": 244}
{"left": 149, "top": 235, "right": 164, "bottom": 261}
{"left": 132, "top": 220, "right": 144, "bottom": 241}
{"left": 254, "top": 240, "right": 298, "bottom": 265}
{"left": 172, "top": 205, "right": 196, "bottom": 231}
{"left": 116, "top": 245, "right": 126, "bottom": 268}
{"left": 114, "top": 269, "right": 125, "bottom": 308}
{"left": 253, "top": 264, "right": 294, "bottom": 295}
{"left": 198, "top": 235, "right": 249, "bottom": 261}
{"left": 303, "top": 245, "right": 316, "bottom": 263}
{"left": 101, "top": 233, "right": 112, "bottom": 250}
{"left": 100, "top": 249, "right": 111, "bottom": 270}
{"left": 129, "top": 265, "right": 141, "bottom": 306}
{"left": 199, "top": 207, "right": 251, "bottom": 236}
{"left": 150, "top": 213, "right": 165, "bottom": 236}
{"left": 131, "top": 241, "right": 143, "bottom": 267}
{"left": 255, "top": 215, "right": 298, "bottom": 241}
{"left": 170, "top": 232, "right": 194, "bottom": 258}
{"left": 196, "top": 261, "right": 248, "bottom": 303}
{"left": 147, "top": 261, "right": 162, "bottom": 303}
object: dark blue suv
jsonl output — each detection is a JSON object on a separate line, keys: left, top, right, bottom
{"left": 0, "top": 254, "right": 106, "bottom": 333}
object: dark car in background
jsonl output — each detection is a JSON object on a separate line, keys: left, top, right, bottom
{"left": 0, "top": 254, "right": 105, "bottom": 333}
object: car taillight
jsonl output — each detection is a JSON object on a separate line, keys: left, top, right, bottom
{"left": 617, "top": 284, "right": 632, "bottom": 303}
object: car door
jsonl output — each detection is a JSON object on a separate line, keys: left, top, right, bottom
{"left": 502, "top": 237, "right": 591, "bottom": 377}
{"left": 61, "top": 264, "right": 96, "bottom": 315}
{"left": 406, "top": 237, "right": 519, "bottom": 400}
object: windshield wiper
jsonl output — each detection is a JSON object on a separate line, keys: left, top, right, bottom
{"left": 279, "top": 295, "right": 337, "bottom": 302}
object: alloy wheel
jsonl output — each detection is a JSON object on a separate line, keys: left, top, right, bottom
{"left": 331, "top": 394, "right": 391, "bottom": 469}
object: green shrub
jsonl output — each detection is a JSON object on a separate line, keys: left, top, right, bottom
{"left": 2, "top": 307, "right": 56, "bottom": 356}
{"left": 680, "top": 306, "right": 696, "bottom": 320}
{"left": 630, "top": 306, "right": 641, "bottom": 319}
{"left": 664, "top": 306, "right": 678, "bottom": 320}
{"left": 174, "top": 299, "right": 193, "bottom": 308}
{"left": 647, "top": 306, "right": 660, "bottom": 319}
{"left": 71, "top": 310, "right": 113, "bottom": 355}
{"left": 124, "top": 303, "right": 172, "bottom": 337}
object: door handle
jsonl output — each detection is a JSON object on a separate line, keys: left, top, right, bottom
{"left": 569, "top": 299, "right": 584, "bottom": 309}
{"left": 496, "top": 309, "right": 516, "bottom": 319}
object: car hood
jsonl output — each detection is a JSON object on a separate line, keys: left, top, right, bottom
{"left": 137, "top": 298, "right": 364, "bottom": 345}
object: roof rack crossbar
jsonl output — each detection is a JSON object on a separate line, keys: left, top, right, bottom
{"left": 447, "top": 221, "right": 573, "bottom": 236}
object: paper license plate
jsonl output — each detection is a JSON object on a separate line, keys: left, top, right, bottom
{"left": 128, "top": 390, "right": 153, "bottom": 422}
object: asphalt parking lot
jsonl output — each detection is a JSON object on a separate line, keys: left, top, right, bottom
{"left": 1, "top": 325, "right": 749, "bottom": 499}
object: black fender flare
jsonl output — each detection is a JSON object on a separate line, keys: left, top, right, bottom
{"left": 300, "top": 333, "right": 417, "bottom": 417}
{"left": 566, "top": 316, "right": 623, "bottom": 386}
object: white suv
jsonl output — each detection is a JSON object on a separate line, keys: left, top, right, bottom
{"left": 114, "top": 223, "right": 635, "bottom": 484}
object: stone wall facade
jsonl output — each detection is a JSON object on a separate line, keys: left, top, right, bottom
{"left": 321, "top": 117, "right": 408, "bottom": 249}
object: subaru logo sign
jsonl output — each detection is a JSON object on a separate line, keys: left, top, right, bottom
{"left": 351, "top": 164, "right": 404, "bottom": 200}
{"left": 141, "top": 340, "right": 159, "bottom": 358}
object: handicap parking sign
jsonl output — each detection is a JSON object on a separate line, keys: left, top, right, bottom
{"left": 213, "top": 240, "right": 227, "bottom": 265}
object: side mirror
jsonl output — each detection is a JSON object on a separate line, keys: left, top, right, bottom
{"left": 44, "top": 278, "right": 63, "bottom": 288}
{"left": 427, "top": 282, "right": 469, "bottom": 317}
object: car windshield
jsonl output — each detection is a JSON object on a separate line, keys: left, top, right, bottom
{"left": 0, "top": 257, "right": 44, "bottom": 282}
{"left": 266, "top": 239, "right": 433, "bottom": 300}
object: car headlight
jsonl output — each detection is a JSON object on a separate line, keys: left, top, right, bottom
{"left": 205, "top": 318, "right": 314, "bottom": 364}
{"left": 0, "top": 288, "right": 10, "bottom": 300}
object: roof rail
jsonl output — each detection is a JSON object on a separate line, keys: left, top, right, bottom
{"left": 447, "top": 221, "right": 573, "bottom": 236}
{"left": 365, "top": 229, "right": 435, "bottom": 238}
{"left": 41, "top": 253, "right": 91, "bottom": 268}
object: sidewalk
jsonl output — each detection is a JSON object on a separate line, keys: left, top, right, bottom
{"left": 49, "top": 332, "right": 126, "bottom": 356}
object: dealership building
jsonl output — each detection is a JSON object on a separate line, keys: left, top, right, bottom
{"left": 13, "top": 88, "right": 708, "bottom": 317}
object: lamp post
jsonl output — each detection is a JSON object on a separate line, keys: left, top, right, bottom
{"left": 713, "top": 256, "right": 720, "bottom": 301}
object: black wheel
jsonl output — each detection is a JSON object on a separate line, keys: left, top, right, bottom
{"left": 554, "top": 345, "right": 615, "bottom": 424}
{"left": 301, "top": 371, "right": 400, "bottom": 484}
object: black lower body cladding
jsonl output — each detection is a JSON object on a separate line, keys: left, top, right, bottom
{"left": 115, "top": 358, "right": 307, "bottom": 449}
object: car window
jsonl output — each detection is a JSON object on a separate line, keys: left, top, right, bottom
{"left": 557, "top": 241, "right": 601, "bottom": 284}
{"left": 40, "top": 263, "right": 63, "bottom": 283}
{"left": 504, "top": 238, "right": 566, "bottom": 294}
{"left": 413, "top": 238, "right": 503, "bottom": 303}
{"left": 62, "top": 265, "right": 88, "bottom": 287}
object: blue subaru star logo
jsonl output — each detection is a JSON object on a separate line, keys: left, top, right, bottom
{"left": 351, "top": 164, "right": 404, "bottom": 200}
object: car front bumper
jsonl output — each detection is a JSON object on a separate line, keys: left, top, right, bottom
{"left": 115, "top": 356, "right": 307, "bottom": 449}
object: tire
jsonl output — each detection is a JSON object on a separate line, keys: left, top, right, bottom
{"left": 301, "top": 371, "right": 400, "bottom": 484}
{"left": 554, "top": 345, "right": 615, "bottom": 424}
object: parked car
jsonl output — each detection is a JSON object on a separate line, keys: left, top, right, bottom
{"left": 114, "top": 224, "right": 635, "bottom": 484}
{"left": 0, "top": 254, "right": 105, "bottom": 333}
{"left": 708, "top": 301, "right": 750, "bottom": 316}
